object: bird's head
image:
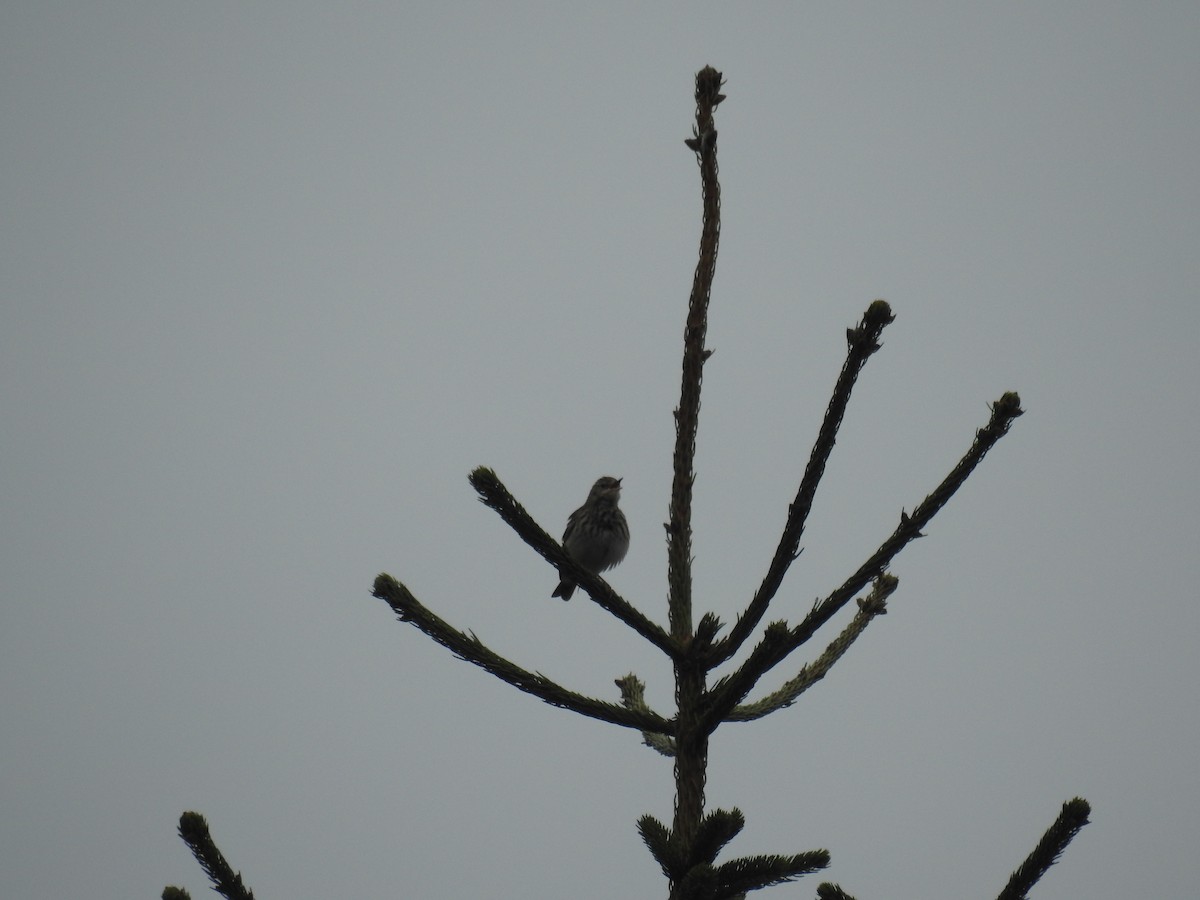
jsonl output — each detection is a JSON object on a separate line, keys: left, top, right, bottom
{"left": 589, "top": 476, "right": 623, "bottom": 502}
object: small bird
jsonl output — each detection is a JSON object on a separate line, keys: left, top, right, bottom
{"left": 551, "top": 476, "right": 630, "bottom": 600}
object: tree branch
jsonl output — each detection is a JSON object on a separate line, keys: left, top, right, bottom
{"left": 712, "top": 300, "right": 895, "bottom": 667}
{"left": 701, "top": 392, "right": 1024, "bottom": 732}
{"left": 668, "top": 64, "right": 724, "bottom": 642}
{"left": 996, "top": 798, "right": 1091, "bottom": 900}
{"left": 468, "top": 466, "right": 677, "bottom": 656}
{"left": 372, "top": 574, "right": 672, "bottom": 734}
{"left": 791, "top": 390, "right": 1024, "bottom": 644}
{"left": 173, "top": 812, "right": 255, "bottom": 900}
{"left": 724, "top": 575, "right": 896, "bottom": 722}
{"left": 711, "top": 850, "right": 831, "bottom": 895}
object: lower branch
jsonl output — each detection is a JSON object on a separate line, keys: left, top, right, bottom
{"left": 713, "top": 851, "right": 830, "bottom": 895}
{"left": 373, "top": 574, "right": 672, "bottom": 734}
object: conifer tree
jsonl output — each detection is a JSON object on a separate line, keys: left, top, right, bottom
{"left": 166, "top": 65, "right": 1089, "bottom": 900}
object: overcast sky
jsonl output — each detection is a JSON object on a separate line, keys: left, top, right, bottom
{"left": 3, "top": 3, "right": 1198, "bottom": 898}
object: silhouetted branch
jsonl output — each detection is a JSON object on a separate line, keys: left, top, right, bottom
{"left": 791, "top": 390, "right": 1023, "bottom": 644}
{"left": 173, "top": 812, "right": 255, "bottom": 900}
{"left": 668, "top": 64, "right": 724, "bottom": 641}
{"left": 996, "top": 798, "right": 1091, "bottom": 900}
{"left": 701, "top": 393, "right": 1024, "bottom": 733}
{"left": 666, "top": 65, "right": 727, "bottom": 864}
{"left": 714, "top": 300, "right": 895, "bottom": 667}
{"left": 713, "top": 850, "right": 831, "bottom": 895}
{"left": 725, "top": 575, "right": 896, "bottom": 722}
{"left": 372, "top": 574, "right": 672, "bottom": 733}
{"left": 468, "top": 466, "right": 676, "bottom": 656}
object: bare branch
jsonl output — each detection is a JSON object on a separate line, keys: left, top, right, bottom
{"left": 713, "top": 300, "right": 895, "bottom": 667}
{"left": 791, "top": 390, "right": 1024, "bottom": 643}
{"left": 468, "top": 466, "right": 676, "bottom": 656}
{"left": 996, "top": 798, "right": 1091, "bottom": 900}
{"left": 372, "top": 574, "right": 672, "bottom": 734}
{"left": 701, "top": 393, "right": 1024, "bottom": 732}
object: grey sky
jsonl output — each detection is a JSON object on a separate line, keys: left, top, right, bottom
{"left": 2, "top": 3, "right": 1197, "bottom": 897}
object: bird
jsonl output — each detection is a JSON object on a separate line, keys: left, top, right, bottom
{"left": 551, "top": 476, "right": 629, "bottom": 600}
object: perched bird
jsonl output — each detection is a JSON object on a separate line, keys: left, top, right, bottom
{"left": 551, "top": 476, "right": 629, "bottom": 600}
